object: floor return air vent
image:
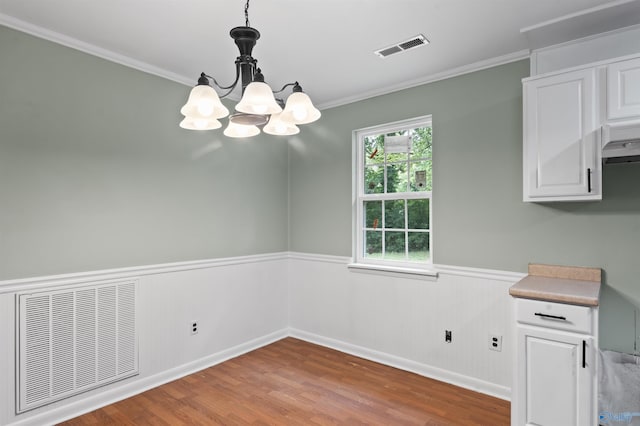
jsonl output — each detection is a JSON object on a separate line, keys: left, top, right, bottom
{"left": 16, "top": 280, "right": 138, "bottom": 413}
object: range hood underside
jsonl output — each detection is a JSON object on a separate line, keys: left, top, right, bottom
{"left": 602, "top": 121, "right": 640, "bottom": 164}
{"left": 604, "top": 153, "right": 640, "bottom": 164}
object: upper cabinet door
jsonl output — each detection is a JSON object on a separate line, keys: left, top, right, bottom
{"left": 607, "top": 57, "right": 640, "bottom": 120}
{"left": 523, "top": 68, "right": 601, "bottom": 202}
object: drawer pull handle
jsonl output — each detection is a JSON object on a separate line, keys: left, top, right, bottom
{"left": 534, "top": 312, "right": 567, "bottom": 321}
{"left": 582, "top": 340, "right": 586, "bottom": 368}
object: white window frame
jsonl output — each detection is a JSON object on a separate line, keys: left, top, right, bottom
{"left": 351, "top": 115, "right": 435, "bottom": 276}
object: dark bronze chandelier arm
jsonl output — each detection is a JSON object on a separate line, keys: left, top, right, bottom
{"left": 218, "top": 83, "right": 239, "bottom": 99}
{"left": 272, "top": 82, "right": 299, "bottom": 94}
{"left": 203, "top": 63, "right": 241, "bottom": 94}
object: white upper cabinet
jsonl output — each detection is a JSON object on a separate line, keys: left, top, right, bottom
{"left": 523, "top": 68, "right": 601, "bottom": 202}
{"left": 607, "top": 57, "right": 640, "bottom": 120}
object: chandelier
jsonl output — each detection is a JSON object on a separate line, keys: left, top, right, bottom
{"left": 179, "top": 0, "right": 320, "bottom": 137}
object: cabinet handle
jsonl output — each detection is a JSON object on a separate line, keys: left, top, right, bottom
{"left": 534, "top": 312, "right": 567, "bottom": 321}
{"left": 582, "top": 340, "right": 586, "bottom": 368}
{"left": 587, "top": 168, "right": 592, "bottom": 193}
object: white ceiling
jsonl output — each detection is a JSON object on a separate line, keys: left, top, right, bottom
{"left": 0, "top": 0, "right": 637, "bottom": 109}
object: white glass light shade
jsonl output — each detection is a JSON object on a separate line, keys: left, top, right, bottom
{"left": 282, "top": 92, "right": 321, "bottom": 124}
{"left": 179, "top": 115, "right": 222, "bottom": 130}
{"left": 235, "top": 82, "right": 282, "bottom": 115}
{"left": 263, "top": 113, "right": 300, "bottom": 136}
{"left": 180, "top": 85, "right": 229, "bottom": 119}
{"left": 223, "top": 121, "right": 261, "bottom": 138}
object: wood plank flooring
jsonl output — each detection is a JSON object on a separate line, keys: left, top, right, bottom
{"left": 59, "top": 338, "right": 510, "bottom": 425}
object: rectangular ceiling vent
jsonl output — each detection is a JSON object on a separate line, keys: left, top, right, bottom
{"left": 375, "top": 34, "right": 429, "bottom": 58}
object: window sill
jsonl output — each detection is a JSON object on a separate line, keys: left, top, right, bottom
{"left": 347, "top": 263, "right": 439, "bottom": 281}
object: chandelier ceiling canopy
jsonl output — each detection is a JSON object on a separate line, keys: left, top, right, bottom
{"left": 179, "top": 0, "right": 320, "bottom": 137}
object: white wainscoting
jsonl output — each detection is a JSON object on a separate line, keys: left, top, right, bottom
{"left": 0, "top": 252, "right": 524, "bottom": 425}
{"left": 0, "top": 254, "right": 289, "bottom": 426}
{"left": 288, "top": 252, "right": 525, "bottom": 400}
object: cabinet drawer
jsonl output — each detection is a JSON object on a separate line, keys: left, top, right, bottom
{"left": 515, "top": 298, "right": 594, "bottom": 334}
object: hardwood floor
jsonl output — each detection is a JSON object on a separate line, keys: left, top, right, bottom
{"left": 59, "top": 338, "right": 510, "bottom": 425}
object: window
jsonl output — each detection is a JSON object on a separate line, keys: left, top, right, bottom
{"left": 354, "top": 116, "right": 432, "bottom": 269}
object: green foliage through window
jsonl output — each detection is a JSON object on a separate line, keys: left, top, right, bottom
{"left": 358, "top": 118, "right": 432, "bottom": 264}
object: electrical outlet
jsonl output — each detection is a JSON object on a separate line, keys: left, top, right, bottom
{"left": 191, "top": 321, "right": 198, "bottom": 335}
{"left": 445, "top": 330, "right": 452, "bottom": 343}
{"left": 489, "top": 334, "right": 502, "bottom": 351}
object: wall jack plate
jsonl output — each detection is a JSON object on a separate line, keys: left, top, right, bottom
{"left": 489, "top": 334, "right": 502, "bottom": 351}
{"left": 191, "top": 321, "right": 198, "bottom": 335}
{"left": 445, "top": 330, "right": 452, "bottom": 343}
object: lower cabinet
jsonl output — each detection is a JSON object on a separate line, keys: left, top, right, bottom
{"left": 512, "top": 298, "right": 598, "bottom": 426}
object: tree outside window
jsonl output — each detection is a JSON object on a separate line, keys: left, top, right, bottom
{"left": 355, "top": 116, "right": 432, "bottom": 266}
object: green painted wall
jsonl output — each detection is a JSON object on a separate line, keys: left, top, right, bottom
{"left": 2, "top": 24, "right": 639, "bottom": 352}
{"left": 0, "top": 25, "right": 289, "bottom": 279}
{"left": 288, "top": 60, "right": 640, "bottom": 353}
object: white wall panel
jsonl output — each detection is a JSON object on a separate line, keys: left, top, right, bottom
{"left": 288, "top": 254, "right": 522, "bottom": 399}
{"left": 0, "top": 254, "right": 289, "bottom": 426}
{"left": 1, "top": 252, "right": 522, "bottom": 425}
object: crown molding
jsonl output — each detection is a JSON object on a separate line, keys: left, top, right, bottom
{"left": 0, "top": 13, "right": 194, "bottom": 86}
{"left": 314, "top": 49, "right": 530, "bottom": 110}
{"left": 0, "top": 14, "right": 528, "bottom": 111}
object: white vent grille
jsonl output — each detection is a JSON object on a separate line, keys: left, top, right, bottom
{"left": 374, "top": 34, "right": 429, "bottom": 58}
{"left": 17, "top": 281, "right": 138, "bottom": 413}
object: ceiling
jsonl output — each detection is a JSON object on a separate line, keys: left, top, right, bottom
{"left": 0, "top": 0, "right": 637, "bottom": 109}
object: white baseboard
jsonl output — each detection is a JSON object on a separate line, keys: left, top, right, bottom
{"left": 9, "top": 325, "right": 511, "bottom": 426}
{"left": 9, "top": 329, "right": 288, "bottom": 426}
{"left": 5, "top": 252, "right": 518, "bottom": 424}
{"left": 288, "top": 328, "right": 511, "bottom": 401}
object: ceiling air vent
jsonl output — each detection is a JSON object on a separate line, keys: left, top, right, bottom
{"left": 375, "top": 34, "right": 429, "bottom": 58}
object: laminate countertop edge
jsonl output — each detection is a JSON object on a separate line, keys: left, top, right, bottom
{"left": 509, "top": 275, "right": 601, "bottom": 307}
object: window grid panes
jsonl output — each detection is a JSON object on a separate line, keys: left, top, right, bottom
{"left": 357, "top": 117, "right": 432, "bottom": 265}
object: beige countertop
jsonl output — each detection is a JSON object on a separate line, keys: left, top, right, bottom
{"left": 509, "top": 264, "right": 601, "bottom": 306}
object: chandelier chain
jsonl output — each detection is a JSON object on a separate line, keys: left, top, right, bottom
{"left": 244, "top": 0, "right": 250, "bottom": 27}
